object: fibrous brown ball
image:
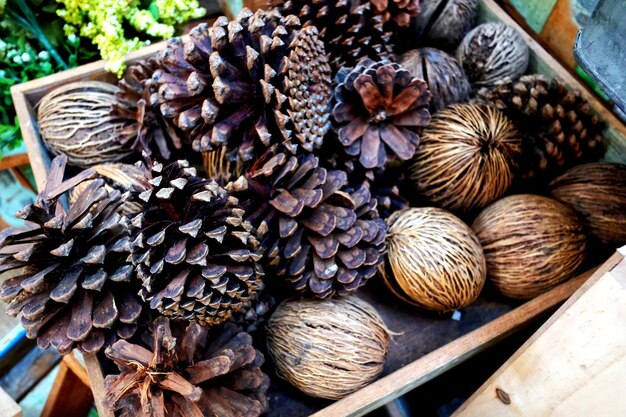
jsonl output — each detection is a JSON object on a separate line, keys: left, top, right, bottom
{"left": 409, "top": 104, "right": 522, "bottom": 213}
{"left": 472, "top": 194, "right": 587, "bottom": 299}
{"left": 413, "top": 0, "right": 478, "bottom": 49}
{"left": 382, "top": 207, "right": 486, "bottom": 311}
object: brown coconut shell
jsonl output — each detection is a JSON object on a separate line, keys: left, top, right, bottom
{"left": 382, "top": 207, "right": 486, "bottom": 311}
{"left": 472, "top": 194, "right": 587, "bottom": 299}
{"left": 266, "top": 296, "right": 389, "bottom": 400}
{"left": 548, "top": 162, "right": 626, "bottom": 246}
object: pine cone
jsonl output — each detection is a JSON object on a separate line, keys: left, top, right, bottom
{"left": 105, "top": 317, "right": 269, "bottom": 417}
{"left": 129, "top": 160, "right": 264, "bottom": 327}
{"left": 269, "top": 0, "right": 394, "bottom": 70}
{"left": 0, "top": 156, "right": 144, "bottom": 355}
{"left": 112, "top": 59, "right": 186, "bottom": 161}
{"left": 371, "top": 0, "right": 421, "bottom": 28}
{"left": 331, "top": 59, "right": 431, "bottom": 169}
{"left": 153, "top": 9, "right": 331, "bottom": 165}
{"left": 476, "top": 75, "right": 606, "bottom": 180}
{"left": 237, "top": 147, "right": 387, "bottom": 298}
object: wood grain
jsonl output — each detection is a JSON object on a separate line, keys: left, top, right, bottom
{"left": 0, "top": 386, "right": 21, "bottom": 417}
{"left": 0, "top": 346, "right": 60, "bottom": 401}
{"left": 40, "top": 360, "right": 93, "bottom": 417}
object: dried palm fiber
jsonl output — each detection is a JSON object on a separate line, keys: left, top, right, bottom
{"left": 111, "top": 59, "right": 185, "bottom": 161}
{"left": 331, "top": 58, "right": 431, "bottom": 169}
{"left": 409, "top": 104, "right": 522, "bottom": 213}
{"left": 128, "top": 159, "right": 264, "bottom": 326}
{"left": 202, "top": 146, "right": 244, "bottom": 186}
{"left": 456, "top": 22, "right": 529, "bottom": 88}
{"left": 412, "top": 0, "right": 477, "bottom": 49}
{"left": 233, "top": 145, "right": 387, "bottom": 298}
{"left": 266, "top": 296, "right": 389, "bottom": 399}
{"left": 475, "top": 74, "right": 606, "bottom": 180}
{"left": 400, "top": 48, "right": 471, "bottom": 113}
{"left": 381, "top": 207, "right": 486, "bottom": 311}
{"left": 69, "top": 163, "right": 148, "bottom": 216}
{"left": 472, "top": 194, "right": 587, "bottom": 299}
{"left": 38, "top": 81, "right": 134, "bottom": 167}
{"left": 153, "top": 8, "right": 332, "bottom": 166}
{"left": 269, "top": 0, "right": 394, "bottom": 70}
{"left": 548, "top": 163, "right": 626, "bottom": 246}
{"left": 0, "top": 155, "right": 144, "bottom": 354}
{"left": 105, "top": 317, "right": 269, "bottom": 417}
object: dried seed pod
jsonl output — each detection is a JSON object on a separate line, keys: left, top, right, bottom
{"left": 266, "top": 296, "right": 389, "bottom": 399}
{"left": 381, "top": 207, "right": 486, "bottom": 311}
{"left": 400, "top": 48, "right": 471, "bottom": 112}
{"left": 38, "top": 81, "right": 134, "bottom": 167}
{"left": 456, "top": 22, "right": 529, "bottom": 88}
{"left": 549, "top": 163, "right": 626, "bottom": 246}
{"left": 409, "top": 104, "right": 522, "bottom": 213}
{"left": 413, "top": 0, "right": 478, "bottom": 49}
{"left": 472, "top": 194, "right": 587, "bottom": 299}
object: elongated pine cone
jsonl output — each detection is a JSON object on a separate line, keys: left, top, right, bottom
{"left": 476, "top": 74, "right": 606, "bottom": 180}
{"left": 153, "top": 9, "right": 331, "bottom": 165}
{"left": 105, "top": 317, "right": 269, "bottom": 417}
{"left": 238, "top": 147, "right": 387, "bottom": 298}
{"left": 0, "top": 156, "right": 144, "bottom": 354}
{"left": 129, "top": 160, "right": 264, "bottom": 326}
{"left": 331, "top": 59, "right": 431, "bottom": 169}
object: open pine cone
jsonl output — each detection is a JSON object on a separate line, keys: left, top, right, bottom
{"left": 129, "top": 160, "right": 264, "bottom": 327}
{"left": 331, "top": 59, "right": 431, "bottom": 169}
{"left": 0, "top": 156, "right": 144, "bottom": 354}
{"left": 153, "top": 9, "right": 331, "bottom": 165}
{"left": 105, "top": 317, "right": 269, "bottom": 417}
{"left": 371, "top": 0, "right": 421, "bottom": 28}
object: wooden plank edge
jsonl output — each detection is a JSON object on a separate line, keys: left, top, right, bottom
{"left": 83, "top": 353, "right": 113, "bottom": 417}
{"left": 0, "top": 153, "right": 29, "bottom": 171}
{"left": 311, "top": 266, "right": 599, "bottom": 417}
{"left": 63, "top": 354, "right": 90, "bottom": 387}
{"left": 451, "top": 249, "right": 625, "bottom": 416}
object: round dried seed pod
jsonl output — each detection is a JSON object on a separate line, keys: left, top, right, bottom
{"left": 266, "top": 296, "right": 389, "bottom": 400}
{"left": 409, "top": 104, "right": 522, "bottom": 213}
{"left": 549, "top": 162, "right": 626, "bottom": 246}
{"left": 413, "top": 0, "right": 478, "bottom": 49}
{"left": 382, "top": 207, "right": 486, "bottom": 311}
{"left": 456, "top": 22, "right": 529, "bottom": 88}
{"left": 472, "top": 194, "right": 587, "bottom": 299}
{"left": 38, "top": 81, "right": 135, "bottom": 167}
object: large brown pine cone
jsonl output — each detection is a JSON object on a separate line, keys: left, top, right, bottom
{"left": 476, "top": 74, "right": 606, "bottom": 181}
{"left": 371, "top": 0, "right": 421, "bottom": 28}
{"left": 331, "top": 59, "right": 431, "bottom": 169}
{"left": 153, "top": 9, "right": 331, "bottom": 165}
{"left": 105, "top": 317, "right": 269, "bottom": 417}
{"left": 0, "top": 156, "right": 144, "bottom": 354}
{"left": 129, "top": 160, "right": 264, "bottom": 327}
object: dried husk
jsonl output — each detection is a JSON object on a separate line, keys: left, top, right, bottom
{"left": 456, "top": 22, "right": 529, "bottom": 88}
{"left": 202, "top": 147, "right": 244, "bottom": 186}
{"left": 38, "top": 81, "right": 134, "bottom": 167}
{"left": 409, "top": 104, "right": 522, "bottom": 213}
{"left": 381, "top": 207, "right": 486, "bottom": 311}
{"left": 549, "top": 163, "right": 626, "bottom": 246}
{"left": 413, "top": 0, "right": 478, "bottom": 49}
{"left": 472, "top": 194, "right": 587, "bottom": 299}
{"left": 266, "top": 296, "right": 389, "bottom": 400}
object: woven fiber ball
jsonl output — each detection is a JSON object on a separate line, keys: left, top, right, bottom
{"left": 266, "top": 296, "right": 389, "bottom": 400}
{"left": 472, "top": 194, "right": 587, "bottom": 299}
{"left": 38, "top": 81, "right": 134, "bottom": 167}
{"left": 549, "top": 162, "right": 626, "bottom": 246}
{"left": 382, "top": 207, "right": 486, "bottom": 311}
{"left": 456, "top": 22, "right": 529, "bottom": 88}
{"left": 413, "top": 0, "right": 478, "bottom": 49}
{"left": 409, "top": 104, "right": 522, "bottom": 213}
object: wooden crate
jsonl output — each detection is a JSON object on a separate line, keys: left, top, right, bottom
{"left": 9, "top": 1, "right": 626, "bottom": 416}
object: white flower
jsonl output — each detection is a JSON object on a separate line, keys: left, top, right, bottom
{"left": 21, "top": 52, "right": 30, "bottom": 62}
{"left": 0, "top": 70, "right": 6, "bottom": 78}
{"left": 12, "top": 55, "right": 22, "bottom": 64}
{"left": 38, "top": 51, "right": 50, "bottom": 60}
{"left": 68, "top": 34, "right": 78, "bottom": 44}
{"left": 0, "top": 40, "right": 6, "bottom": 51}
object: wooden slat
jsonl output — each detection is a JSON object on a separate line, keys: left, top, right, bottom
{"left": 0, "top": 153, "right": 29, "bottom": 172}
{"left": 40, "top": 360, "right": 93, "bottom": 417}
{"left": 0, "top": 346, "right": 61, "bottom": 401}
{"left": 0, "top": 386, "right": 21, "bottom": 417}
{"left": 83, "top": 353, "right": 113, "bottom": 417}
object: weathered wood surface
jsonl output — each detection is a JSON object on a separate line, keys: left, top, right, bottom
{"left": 40, "top": 357, "right": 94, "bottom": 417}
{"left": 0, "top": 386, "right": 21, "bottom": 417}
{"left": 0, "top": 345, "right": 60, "bottom": 401}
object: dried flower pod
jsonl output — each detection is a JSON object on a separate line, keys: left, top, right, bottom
{"left": 472, "top": 194, "right": 587, "bottom": 299}
{"left": 549, "top": 163, "right": 626, "bottom": 246}
{"left": 266, "top": 296, "right": 389, "bottom": 399}
{"left": 38, "top": 81, "right": 134, "bottom": 167}
{"left": 456, "top": 22, "right": 529, "bottom": 88}
{"left": 400, "top": 48, "right": 471, "bottom": 113}
{"left": 381, "top": 207, "right": 486, "bottom": 311}
{"left": 409, "top": 104, "right": 522, "bottom": 213}
{"left": 413, "top": 0, "right": 478, "bottom": 49}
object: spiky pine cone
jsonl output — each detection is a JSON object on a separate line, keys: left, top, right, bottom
{"left": 153, "top": 9, "right": 331, "bottom": 166}
{"left": 270, "top": 0, "right": 394, "bottom": 70}
{"left": 234, "top": 146, "right": 387, "bottom": 298}
{"left": 0, "top": 156, "right": 144, "bottom": 355}
{"left": 371, "top": 0, "right": 421, "bottom": 28}
{"left": 331, "top": 59, "right": 431, "bottom": 170}
{"left": 105, "top": 317, "right": 269, "bottom": 417}
{"left": 129, "top": 160, "right": 264, "bottom": 327}
{"left": 476, "top": 74, "right": 606, "bottom": 181}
